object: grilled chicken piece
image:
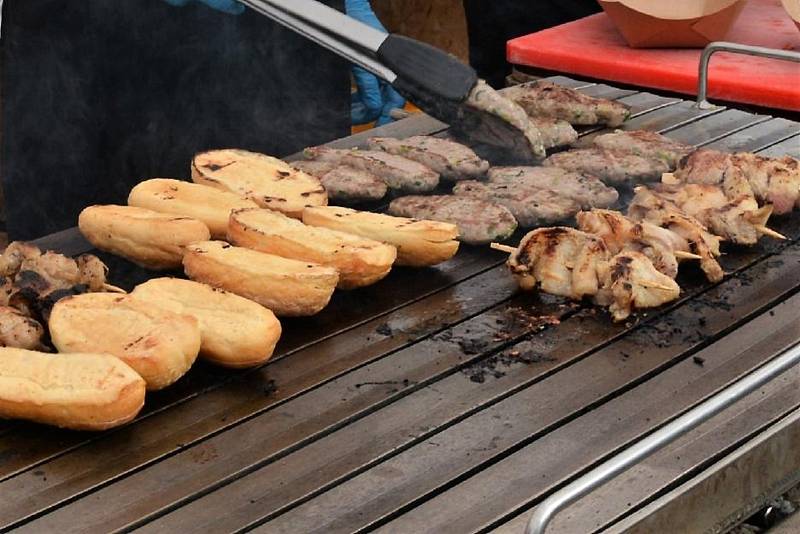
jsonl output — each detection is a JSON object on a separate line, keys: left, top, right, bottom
{"left": 595, "top": 251, "right": 680, "bottom": 322}
{"left": 488, "top": 166, "right": 619, "bottom": 209}
{"left": 506, "top": 227, "right": 610, "bottom": 297}
{"left": 674, "top": 149, "right": 800, "bottom": 214}
{"left": 530, "top": 117, "right": 578, "bottom": 149}
{"left": 453, "top": 180, "right": 581, "bottom": 227}
{"left": 0, "top": 306, "right": 45, "bottom": 350}
{"left": 367, "top": 136, "right": 489, "bottom": 181}
{"left": 652, "top": 183, "right": 772, "bottom": 245}
{"left": 303, "top": 147, "right": 439, "bottom": 193}
{"left": 576, "top": 209, "right": 690, "bottom": 278}
{"left": 629, "top": 187, "right": 724, "bottom": 282}
{"left": 291, "top": 160, "right": 388, "bottom": 203}
{"left": 462, "top": 79, "right": 546, "bottom": 161}
{"left": 544, "top": 147, "right": 670, "bottom": 185}
{"left": 76, "top": 254, "right": 111, "bottom": 292}
{"left": 504, "top": 80, "right": 631, "bottom": 126}
{"left": 388, "top": 195, "right": 518, "bottom": 245}
{"left": 594, "top": 130, "right": 693, "bottom": 169}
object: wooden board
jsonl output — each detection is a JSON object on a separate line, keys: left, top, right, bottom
{"left": 2, "top": 78, "right": 800, "bottom": 533}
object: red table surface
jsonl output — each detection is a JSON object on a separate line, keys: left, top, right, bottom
{"left": 507, "top": 0, "right": 800, "bottom": 111}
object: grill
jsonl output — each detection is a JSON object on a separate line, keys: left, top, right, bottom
{"left": 2, "top": 76, "right": 800, "bottom": 533}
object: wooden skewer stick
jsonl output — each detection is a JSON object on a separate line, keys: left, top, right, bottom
{"left": 490, "top": 243, "right": 517, "bottom": 254}
{"left": 102, "top": 283, "right": 127, "bottom": 293}
{"left": 674, "top": 250, "right": 702, "bottom": 260}
{"left": 637, "top": 280, "right": 677, "bottom": 292}
{"left": 755, "top": 226, "right": 787, "bottom": 240}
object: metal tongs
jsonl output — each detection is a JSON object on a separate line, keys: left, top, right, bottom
{"left": 238, "top": 0, "right": 536, "bottom": 160}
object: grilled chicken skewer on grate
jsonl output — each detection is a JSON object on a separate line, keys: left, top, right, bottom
{"left": 628, "top": 187, "right": 725, "bottom": 283}
{"left": 670, "top": 149, "right": 800, "bottom": 215}
{"left": 493, "top": 227, "right": 679, "bottom": 321}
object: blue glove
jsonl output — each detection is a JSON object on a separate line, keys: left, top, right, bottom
{"left": 345, "top": 0, "right": 406, "bottom": 126}
{"left": 162, "top": 0, "right": 245, "bottom": 15}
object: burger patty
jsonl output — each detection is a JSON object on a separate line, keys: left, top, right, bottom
{"left": 388, "top": 195, "right": 518, "bottom": 245}
{"left": 452, "top": 180, "right": 581, "bottom": 227}
{"left": 291, "top": 160, "right": 388, "bottom": 203}
{"left": 487, "top": 166, "right": 619, "bottom": 208}
{"left": 531, "top": 117, "right": 579, "bottom": 149}
{"left": 543, "top": 147, "right": 670, "bottom": 185}
{"left": 304, "top": 146, "right": 440, "bottom": 193}
{"left": 367, "top": 136, "right": 489, "bottom": 181}
{"left": 593, "top": 130, "right": 693, "bottom": 169}
{"left": 503, "top": 80, "right": 631, "bottom": 126}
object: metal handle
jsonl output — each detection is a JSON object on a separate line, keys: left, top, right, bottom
{"left": 696, "top": 41, "right": 800, "bottom": 109}
{"left": 238, "top": 0, "right": 397, "bottom": 82}
{"left": 525, "top": 337, "right": 800, "bottom": 534}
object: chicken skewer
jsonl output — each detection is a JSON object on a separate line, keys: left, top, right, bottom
{"left": 494, "top": 227, "right": 679, "bottom": 321}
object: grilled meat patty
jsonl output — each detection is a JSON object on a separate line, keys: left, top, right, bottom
{"left": 291, "top": 160, "right": 388, "bottom": 203}
{"left": 366, "top": 136, "right": 489, "bottom": 181}
{"left": 388, "top": 195, "right": 518, "bottom": 245}
{"left": 530, "top": 117, "right": 579, "bottom": 149}
{"left": 504, "top": 80, "right": 631, "bottom": 127}
{"left": 593, "top": 130, "right": 693, "bottom": 169}
{"left": 544, "top": 147, "right": 670, "bottom": 185}
{"left": 488, "top": 166, "right": 619, "bottom": 209}
{"left": 452, "top": 180, "right": 581, "bottom": 228}
{"left": 462, "top": 79, "right": 546, "bottom": 161}
{"left": 304, "top": 147, "right": 440, "bottom": 193}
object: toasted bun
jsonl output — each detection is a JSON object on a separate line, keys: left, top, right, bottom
{"left": 0, "top": 348, "right": 145, "bottom": 430}
{"left": 228, "top": 208, "right": 396, "bottom": 289}
{"left": 302, "top": 206, "right": 460, "bottom": 267}
{"left": 128, "top": 179, "right": 257, "bottom": 239}
{"left": 192, "top": 149, "right": 327, "bottom": 218}
{"left": 132, "top": 278, "right": 282, "bottom": 368}
{"left": 49, "top": 293, "right": 201, "bottom": 390}
{"left": 78, "top": 205, "right": 211, "bottom": 270}
{"left": 183, "top": 241, "right": 339, "bottom": 317}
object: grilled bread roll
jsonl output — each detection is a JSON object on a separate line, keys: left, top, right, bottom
{"left": 128, "top": 178, "right": 257, "bottom": 239}
{"left": 192, "top": 149, "right": 327, "bottom": 218}
{"left": 132, "top": 278, "right": 282, "bottom": 368}
{"left": 302, "top": 206, "right": 460, "bottom": 267}
{"left": 183, "top": 241, "right": 339, "bottom": 317}
{"left": 78, "top": 205, "right": 211, "bottom": 270}
{"left": 228, "top": 208, "right": 397, "bottom": 289}
{"left": 0, "top": 348, "right": 146, "bottom": 430}
{"left": 49, "top": 293, "right": 201, "bottom": 390}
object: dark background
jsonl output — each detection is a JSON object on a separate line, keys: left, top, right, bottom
{"left": 1, "top": 0, "right": 350, "bottom": 240}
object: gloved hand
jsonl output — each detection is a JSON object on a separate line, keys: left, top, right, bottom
{"left": 345, "top": 0, "right": 406, "bottom": 126}
{"left": 162, "top": 0, "right": 245, "bottom": 15}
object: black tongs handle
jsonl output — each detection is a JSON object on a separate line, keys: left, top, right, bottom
{"left": 238, "top": 0, "right": 477, "bottom": 103}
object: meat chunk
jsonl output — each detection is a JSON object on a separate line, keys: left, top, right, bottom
{"left": 462, "top": 79, "right": 546, "bottom": 160}
{"left": 594, "top": 130, "right": 693, "bottom": 169}
{"left": 629, "top": 187, "right": 724, "bottom": 282}
{"left": 0, "top": 306, "right": 45, "bottom": 350}
{"left": 366, "top": 136, "right": 489, "bottom": 180}
{"left": 544, "top": 147, "right": 670, "bottom": 185}
{"left": 291, "top": 160, "right": 388, "bottom": 203}
{"left": 506, "top": 227, "right": 610, "bottom": 297}
{"left": 388, "top": 195, "right": 518, "bottom": 245}
{"left": 303, "top": 147, "right": 439, "bottom": 193}
{"left": 488, "top": 166, "right": 619, "bottom": 209}
{"left": 652, "top": 183, "right": 773, "bottom": 245}
{"left": 452, "top": 180, "right": 581, "bottom": 227}
{"left": 530, "top": 118, "right": 578, "bottom": 149}
{"left": 504, "top": 80, "right": 632, "bottom": 126}
{"left": 595, "top": 251, "right": 680, "bottom": 322}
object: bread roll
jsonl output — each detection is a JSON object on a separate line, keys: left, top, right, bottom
{"left": 302, "top": 206, "right": 460, "bottom": 267}
{"left": 192, "top": 149, "right": 327, "bottom": 218}
{"left": 183, "top": 241, "right": 339, "bottom": 317}
{"left": 128, "top": 178, "right": 257, "bottom": 239}
{"left": 0, "top": 348, "right": 145, "bottom": 430}
{"left": 49, "top": 293, "right": 201, "bottom": 390}
{"left": 78, "top": 205, "right": 211, "bottom": 270}
{"left": 228, "top": 208, "right": 397, "bottom": 289}
{"left": 132, "top": 278, "right": 282, "bottom": 368}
